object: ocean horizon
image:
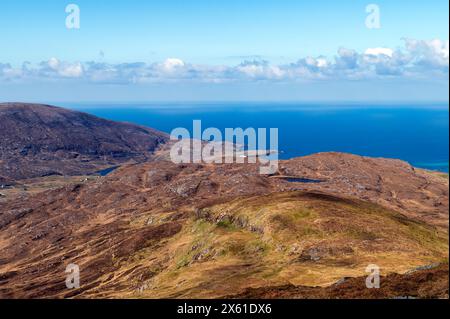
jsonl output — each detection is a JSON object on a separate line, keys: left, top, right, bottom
{"left": 63, "top": 102, "right": 449, "bottom": 173}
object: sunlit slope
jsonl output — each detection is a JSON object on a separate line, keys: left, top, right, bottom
{"left": 121, "top": 191, "right": 448, "bottom": 298}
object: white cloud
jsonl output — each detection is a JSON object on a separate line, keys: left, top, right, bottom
{"left": 48, "top": 57, "right": 60, "bottom": 70}
{"left": 336, "top": 48, "right": 359, "bottom": 70}
{"left": 404, "top": 38, "right": 449, "bottom": 68}
{"left": 59, "top": 62, "right": 83, "bottom": 78}
{"left": 365, "top": 48, "right": 394, "bottom": 57}
{"left": 162, "top": 58, "right": 185, "bottom": 71}
{"left": 1, "top": 38, "right": 448, "bottom": 84}
{"left": 234, "top": 60, "right": 285, "bottom": 79}
{"left": 316, "top": 58, "right": 328, "bottom": 68}
{"left": 39, "top": 58, "right": 84, "bottom": 78}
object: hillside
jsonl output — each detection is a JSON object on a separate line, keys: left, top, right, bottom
{"left": 0, "top": 103, "right": 168, "bottom": 182}
{"left": 0, "top": 155, "right": 448, "bottom": 298}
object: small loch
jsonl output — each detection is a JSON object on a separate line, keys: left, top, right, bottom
{"left": 271, "top": 176, "right": 326, "bottom": 183}
{"left": 284, "top": 177, "right": 325, "bottom": 183}
{"left": 96, "top": 166, "right": 120, "bottom": 176}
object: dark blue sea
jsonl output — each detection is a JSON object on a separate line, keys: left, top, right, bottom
{"left": 63, "top": 103, "right": 449, "bottom": 173}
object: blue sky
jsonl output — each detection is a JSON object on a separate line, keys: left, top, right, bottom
{"left": 0, "top": 0, "right": 448, "bottom": 102}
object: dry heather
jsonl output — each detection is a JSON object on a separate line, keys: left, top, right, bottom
{"left": 0, "top": 154, "right": 448, "bottom": 299}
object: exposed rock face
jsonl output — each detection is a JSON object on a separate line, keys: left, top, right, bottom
{"left": 0, "top": 103, "right": 168, "bottom": 182}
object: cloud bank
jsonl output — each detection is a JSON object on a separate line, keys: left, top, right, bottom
{"left": 1, "top": 39, "right": 448, "bottom": 84}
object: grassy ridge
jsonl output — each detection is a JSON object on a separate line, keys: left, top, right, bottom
{"left": 124, "top": 191, "right": 448, "bottom": 298}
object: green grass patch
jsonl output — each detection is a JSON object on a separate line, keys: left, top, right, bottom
{"left": 216, "top": 219, "right": 237, "bottom": 230}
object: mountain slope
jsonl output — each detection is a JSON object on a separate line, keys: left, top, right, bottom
{"left": 0, "top": 156, "right": 448, "bottom": 298}
{"left": 0, "top": 103, "right": 168, "bottom": 182}
{"left": 226, "top": 263, "right": 449, "bottom": 299}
